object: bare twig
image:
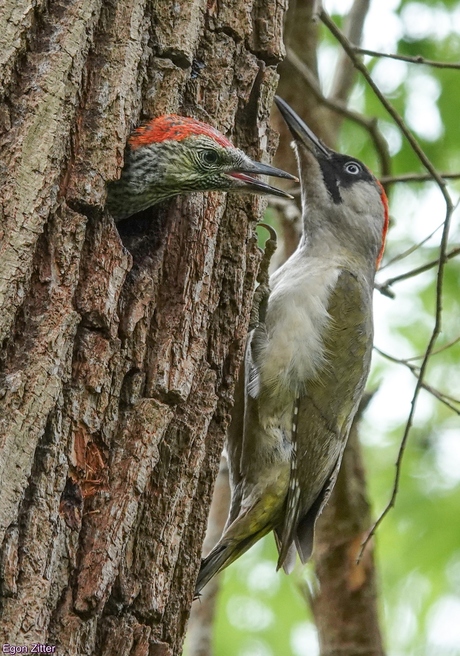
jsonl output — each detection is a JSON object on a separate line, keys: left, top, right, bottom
{"left": 320, "top": 11, "right": 454, "bottom": 190}
{"left": 285, "top": 47, "right": 391, "bottom": 177}
{"left": 375, "top": 347, "right": 460, "bottom": 414}
{"left": 320, "top": 10, "right": 456, "bottom": 553}
{"left": 381, "top": 172, "right": 460, "bottom": 184}
{"left": 379, "top": 222, "right": 445, "bottom": 270}
{"left": 405, "top": 335, "right": 460, "bottom": 362}
{"left": 353, "top": 46, "right": 460, "bottom": 70}
{"left": 377, "top": 246, "right": 460, "bottom": 294}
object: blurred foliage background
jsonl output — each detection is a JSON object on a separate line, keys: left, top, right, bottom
{"left": 187, "top": 1, "right": 460, "bottom": 654}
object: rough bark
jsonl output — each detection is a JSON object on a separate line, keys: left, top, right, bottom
{"left": 186, "top": 456, "right": 230, "bottom": 656}
{"left": 0, "top": 0, "right": 288, "bottom": 654}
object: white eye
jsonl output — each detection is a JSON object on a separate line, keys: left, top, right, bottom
{"left": 345, "top": 162, "right": 362, "bottom": 175}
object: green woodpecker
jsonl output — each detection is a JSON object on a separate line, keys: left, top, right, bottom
{"left": 195, "top": 97, "right": 389, "bottom": 595}
{"left": 106, "top": 114, "right": 297, "bottom": 221}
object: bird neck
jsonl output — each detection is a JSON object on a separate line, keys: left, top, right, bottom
{"left": 300, "top": 206, "right": 380, "bottom": 276}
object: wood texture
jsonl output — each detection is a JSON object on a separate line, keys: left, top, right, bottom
{"left": 0, "top": 0, "right": 288, "bottom": 653}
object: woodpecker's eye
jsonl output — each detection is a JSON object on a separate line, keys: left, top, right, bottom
{"left": 344, "top": 162, "right": 362, "bottom": 175}
{"left": 201, "top": 149, "right": 219, "bottom": 166}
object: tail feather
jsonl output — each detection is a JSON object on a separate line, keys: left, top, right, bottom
{"left": 295, "top": 515, "right": 315, "bottom": 564}
{"left": 195, "top": 529, "right": 270, "bottom": 597}
{"left": 274, "top": 529, "right": 296, "bottom": 574}
{"left": 195, "top": 544, "right": 230, "bottom": 598}
{"left": 294, "top": 454, "right": 343, "bottom": 564}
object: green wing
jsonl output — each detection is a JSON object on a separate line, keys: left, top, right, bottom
{"left": 277, "top": 268, "right": 374, "bottom": 567}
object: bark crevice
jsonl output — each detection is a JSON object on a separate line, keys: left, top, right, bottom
{"left": 0, "top": 0, "right": 286, "bottom": 653}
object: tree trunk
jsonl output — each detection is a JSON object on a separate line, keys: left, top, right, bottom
{"left": 0, "top": 0, "right": 287, "bottom": 654}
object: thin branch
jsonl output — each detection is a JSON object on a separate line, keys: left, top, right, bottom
{"left": 353, "top": 46, "right": 460, "bottom": 70}
{"left": 405, "top": 335, "right": 460, "bottom": 362}
{"left": 320, "top": 10, "right": 453, "bottom": 192}
{"left": 375, "top": 347, "right": 460, "bottom": 413}
{"left": 319, "top": 11, "right": 455, "bottom": 553}
{"left": 285, "top": 47, "right": 392, "bottom": 177}
{"left": 381, "top": 172, "right": 460, "bottom": 184}
{"left": 379, "top": 188, "right": 458, "bottom": 272}
{"left": 377, "top": 246, "right": 460, "bottom": 294}
{"left": 379, "top": 222, "right": 445, "bottom": 271}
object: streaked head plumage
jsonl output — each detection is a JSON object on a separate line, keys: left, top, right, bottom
{"left": 107, "top": 113, "right": 297, "bottom": 221}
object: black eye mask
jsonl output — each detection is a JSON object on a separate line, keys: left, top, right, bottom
{"left": 319, "top": 154, "right": 374, "bottom": 204}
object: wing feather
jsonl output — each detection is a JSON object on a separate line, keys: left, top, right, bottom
{"left": 277, "top": 268, "right": 373, "bottom": 566}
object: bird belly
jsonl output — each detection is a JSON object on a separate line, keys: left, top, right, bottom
{"left": 259, "top": 262, "right": 340, "bottom": 402}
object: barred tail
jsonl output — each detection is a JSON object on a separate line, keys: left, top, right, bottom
{"left": 276, "top": 395, "right": 301, "bottom": 570}
{"left": 195, "top": 529, "right": 269, "bottom": 597}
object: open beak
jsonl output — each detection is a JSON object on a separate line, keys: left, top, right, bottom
{"left": 274, "top": 96, "right": 330, "bottom": 159}
{"left": 228, "top": 158, "right": 298, "bottom": 200}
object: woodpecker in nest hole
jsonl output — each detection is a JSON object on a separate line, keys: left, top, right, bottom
{"left": 106, "top": 114, "right": 297, "bottom": 221}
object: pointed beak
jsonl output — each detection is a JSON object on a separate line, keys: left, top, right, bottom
{"left": 228, "top": 158, "right": 298, "bottom": 200}
{"left": 274, "top": 96, "right": 330, "bottom": 159}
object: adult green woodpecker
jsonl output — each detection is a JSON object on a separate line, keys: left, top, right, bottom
{"left": 106, "top": 114, "right": 297, "bottom": 221}
{"left": 195, "top": 97, "right": 389, "bottom": 595}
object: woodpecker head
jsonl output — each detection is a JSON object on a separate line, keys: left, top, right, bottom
{"left": 275, "top": 97, "right": 388, "bottom": 268}
{"left": 106, "top": 114, "right": 297, "bottom": 221}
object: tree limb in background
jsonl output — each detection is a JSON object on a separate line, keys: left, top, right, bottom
{"left": 311, "top": 399, "right": 385, "bottom": 656}
{"left": 186, "top": 222, "right": 280, "bottom": 654}
{"left": 330, "top": 0, "right": 371, "bottom": 118}
{"left": 285, "top": 46, "right": 391, "bottom": 176}
{"left": 187, "top": 457, "right": 231, "bottom": 656}
{"left": 354, "top": 46, "right": 460, "bottom": 69}
{"left": 272, "top": 0, "right": 323, "bottom": 261}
